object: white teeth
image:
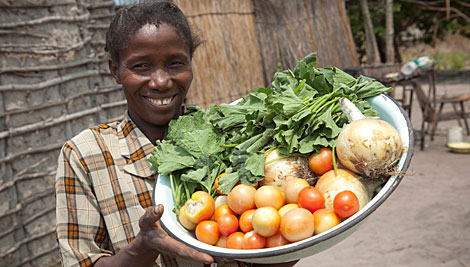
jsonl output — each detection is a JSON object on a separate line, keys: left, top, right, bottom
{"left": 146, "top": 97, "right": 172, "bottom": 106}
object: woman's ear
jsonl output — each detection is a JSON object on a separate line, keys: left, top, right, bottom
{"left": 109, "top": 59, "right": 122, "bottom": 84}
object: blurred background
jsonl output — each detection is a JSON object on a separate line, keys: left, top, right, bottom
{"left": 0, "top": 0, "right": 468, "bottom": 266}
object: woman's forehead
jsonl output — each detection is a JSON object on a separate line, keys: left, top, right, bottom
{"left": 120, "top": 23, "right": 189, "bottom": 60}
{"left": 138, "top": 23, "right": 159, "bottom": 38}
{"left": 131, "top": 22, "right": 184, "bottom": 43}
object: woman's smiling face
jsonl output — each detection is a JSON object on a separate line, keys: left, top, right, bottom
{"left": 110, "top": 23, "right": 193, "bottom": 128}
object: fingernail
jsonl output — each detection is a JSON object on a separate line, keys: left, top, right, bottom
{"left": 152, "top": 206, "right": 160, "bottom": 216}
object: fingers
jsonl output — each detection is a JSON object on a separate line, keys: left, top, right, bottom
{"left": 138, "top": 205, "right": 214, "bottom": 264}
{"left": 214, "top": 257, "right": 235, "bottom": 263}
{"left": 151, "top": 204, "right": 163, "bottom": 220}
{"left": 139, "top": 204, "right": 163, "bottom": 231}
{"left": 180, "top": 245, "right": 214, "bottom": 264}
{"left": 148, "top": 232, "right": 213, "bottom": 264}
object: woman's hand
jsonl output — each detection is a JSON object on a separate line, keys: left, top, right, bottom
{"left": 138, "top": 204, "right": 214, "bottom": 264}
{"left": 95, "top": 205, "right": 219, "bottom": 267}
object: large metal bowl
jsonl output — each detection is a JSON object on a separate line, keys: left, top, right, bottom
{"left": 153, "top": 94, "right": 414, "bottom": 264}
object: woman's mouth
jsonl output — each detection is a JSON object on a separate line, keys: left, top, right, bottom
{"left": 145, "top": 96, "right": 174, "bottom": 106}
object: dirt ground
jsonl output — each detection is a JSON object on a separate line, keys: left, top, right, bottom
{"left": 296, "top": 72, "right": 470, "bottom": 267}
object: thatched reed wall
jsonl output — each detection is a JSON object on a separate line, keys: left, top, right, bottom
{"left": 0, "top": 0, "right": 357, "bottom": 266}
{"left": 176, "top": 0, "right": 359, "bottom": 108}
{"left": 0, "top": 1, "right": 118, "bottom": 266}
{"left": 174, "top": 0, "right": 265, "bottom": 107}
{"left": 252, "top": 0, "right": 359, "bottom": 86}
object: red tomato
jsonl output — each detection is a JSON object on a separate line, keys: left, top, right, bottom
{"left": 242, "top": 230, "right": 266, "bottom": 249}
{"left": 195, "top": 220, "right": 219, "bottom": 245}
{"left": 266, "top": 231, "right": 290, "bottom": 248}
{"left": 333, "top": 190, "right": 360, "bottom": 219}
{"left": 239, "top": 209, "right": 255, "bottom": 233}
{"left": 308, "top": 148, "right": 334, "bottom": 175}
{"left": 226, "top": 232, "right": 244, "bottom": 249}
{"left": 297, "top": 186, "right": 325, "bottom": 213}
{"left": 313, "top": 208, "right": 340, "bottom": 235}
{"left": 213, "top": 204, "right": 236, "bottom": 222}
{"left": 217, "top": 214, "right": 239, "bottom": 236}
{"left": 279, "top": 208, "right": 315, "bottom": 242}
{"left": 227, "top": 184, "right": 257, "bottom": 214}
{"left": 251, "top": 207, "right": 281, "bottom": 237}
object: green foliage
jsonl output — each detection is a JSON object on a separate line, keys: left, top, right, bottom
{"left": 347, "top": 0, "right": 470, "bottom": 63}
{"left": 433, "top": 51, "right": 469, "bottom": 70}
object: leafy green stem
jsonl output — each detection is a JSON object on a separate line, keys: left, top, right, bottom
{"left": 332, "top": 146, "right": 338, "bottom": 174}
{"left": 264, "top": 155, "right": 287, "bottom": 165}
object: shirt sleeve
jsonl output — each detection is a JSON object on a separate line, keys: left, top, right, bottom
{"left": 55, "top": 141, "right": 112, "bottom": 267}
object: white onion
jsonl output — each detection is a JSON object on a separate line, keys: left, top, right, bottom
{"left": 336, "top": 98, "right": 403, "bottom": 178}
{"left": 262, "top": 149, "right": 316, "bottom": 191}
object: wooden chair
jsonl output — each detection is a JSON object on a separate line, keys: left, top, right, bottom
{"left": 360, "top": 63, "right": 416, "bottom": 118}
{"left": 411, "top": 66, "right": 470, "bottom": 150}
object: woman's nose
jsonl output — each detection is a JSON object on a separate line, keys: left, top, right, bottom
{"left": 148, "top": 69, "right": 172, "bottom": 90}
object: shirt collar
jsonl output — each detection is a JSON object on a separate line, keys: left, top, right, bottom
{"left": 118, "top": 112, "right": 157, "bottom": 178}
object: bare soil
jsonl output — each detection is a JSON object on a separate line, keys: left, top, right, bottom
{"left": 297, "top": 73, "right": 470, "bottom": 267}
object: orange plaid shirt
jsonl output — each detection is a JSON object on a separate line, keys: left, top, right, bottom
{"left": 55, "top": 113, "right": 214, "bottom": 267}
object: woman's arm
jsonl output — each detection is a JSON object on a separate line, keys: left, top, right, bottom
{"left": 94, "top": 205, "right": 214, "bottom": 267}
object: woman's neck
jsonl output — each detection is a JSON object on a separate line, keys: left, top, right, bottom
{"left": 128, "top": 111, "right": 167, "bottom": 146}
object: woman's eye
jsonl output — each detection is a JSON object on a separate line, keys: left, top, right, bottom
{"left": 169, "top": 61, "right": 185, "bottom": 68}
{"left": 132, "top": 64, "right": 151, "bottom": 71}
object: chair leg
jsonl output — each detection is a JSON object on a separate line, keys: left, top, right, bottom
{"left": 420, "top": 114, "right": 426, "bottom": 150}
{"left": 459, "top": 101, "right": 470, "bottom": 135}
{"left": 430, "top": 103, "right": 444, "bottom": 141}
{"left": 452, "top": 102, "right": 464, "bottom": 128}
{"left": 408, "top": 90, "right": 414, "bottom": 119}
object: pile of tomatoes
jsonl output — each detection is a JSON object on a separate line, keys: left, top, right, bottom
{"left": 178, "top": 172, "right": 360, "bottom": 249}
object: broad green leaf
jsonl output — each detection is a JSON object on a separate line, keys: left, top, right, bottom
{"left": 332, "top": 68, "right": 357, "bottom": 90}
{"left": 181, "top": 167, "right": 208, "bottom": 188}
{"left": 245, "top": 153, "right": 265, "bottom": 177}
{"left": 167, "top": 110, "right": 208, "bottom": 142}
{"left": 149, "top": 141, "right": 195, "bottom": 175}
{"left": 217, "top": 172, "right": 240, "bottom": 194}
{"left": 179, "top": 129, "right": 224, "bottom": 158}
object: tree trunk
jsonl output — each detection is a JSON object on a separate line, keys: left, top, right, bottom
{"left": 385, "top": 0, "right": 395, "bottom": 63}
{"left": 360, "top": 0, "right": 381, "bottom": 64}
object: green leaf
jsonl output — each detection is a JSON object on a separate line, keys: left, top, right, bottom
{"left": 167, "top": 109, "right": 208, "bottom": 142}
{"left": 150, "top": 141, "right": 195, "bottom": 175}
{"left": 245, "top": 153, "right": 265, "bottom": 177}
{"left": 332, "top": 68, "right": 357, "bottom": 90}
{"left": 181, "top": 166, "right": 209, "bottom": 190}
{"left": 217, "top": 172, "right": 240, "bottom": 194}
{"left": 354, "top": 76, "right": 393, "bottom": 98}
{"left": 179, "top": 129, "right": 224, "bottom": 158}
{"left": 273, "top": 89, "right": 305, "bottom": 117}
{"left": 238, "top": 168, "right": 262, "bottom": 186}
{"left": 298, "top": 134, "right": 331, "bottom": 154}
{"left": 317, "top": 111, "right": 342, "bottom": 138}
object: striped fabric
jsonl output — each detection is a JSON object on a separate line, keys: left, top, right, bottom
{"left": 55, "top": 112, "right": 230, "bottom": 267}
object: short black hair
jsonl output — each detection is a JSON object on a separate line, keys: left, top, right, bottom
{"left": 105, "top": 0, "right": 202, "bottom": 63}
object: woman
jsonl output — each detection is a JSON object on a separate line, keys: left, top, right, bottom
{"left": 55, "top": 1, "right": 215, "bottom": 266}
